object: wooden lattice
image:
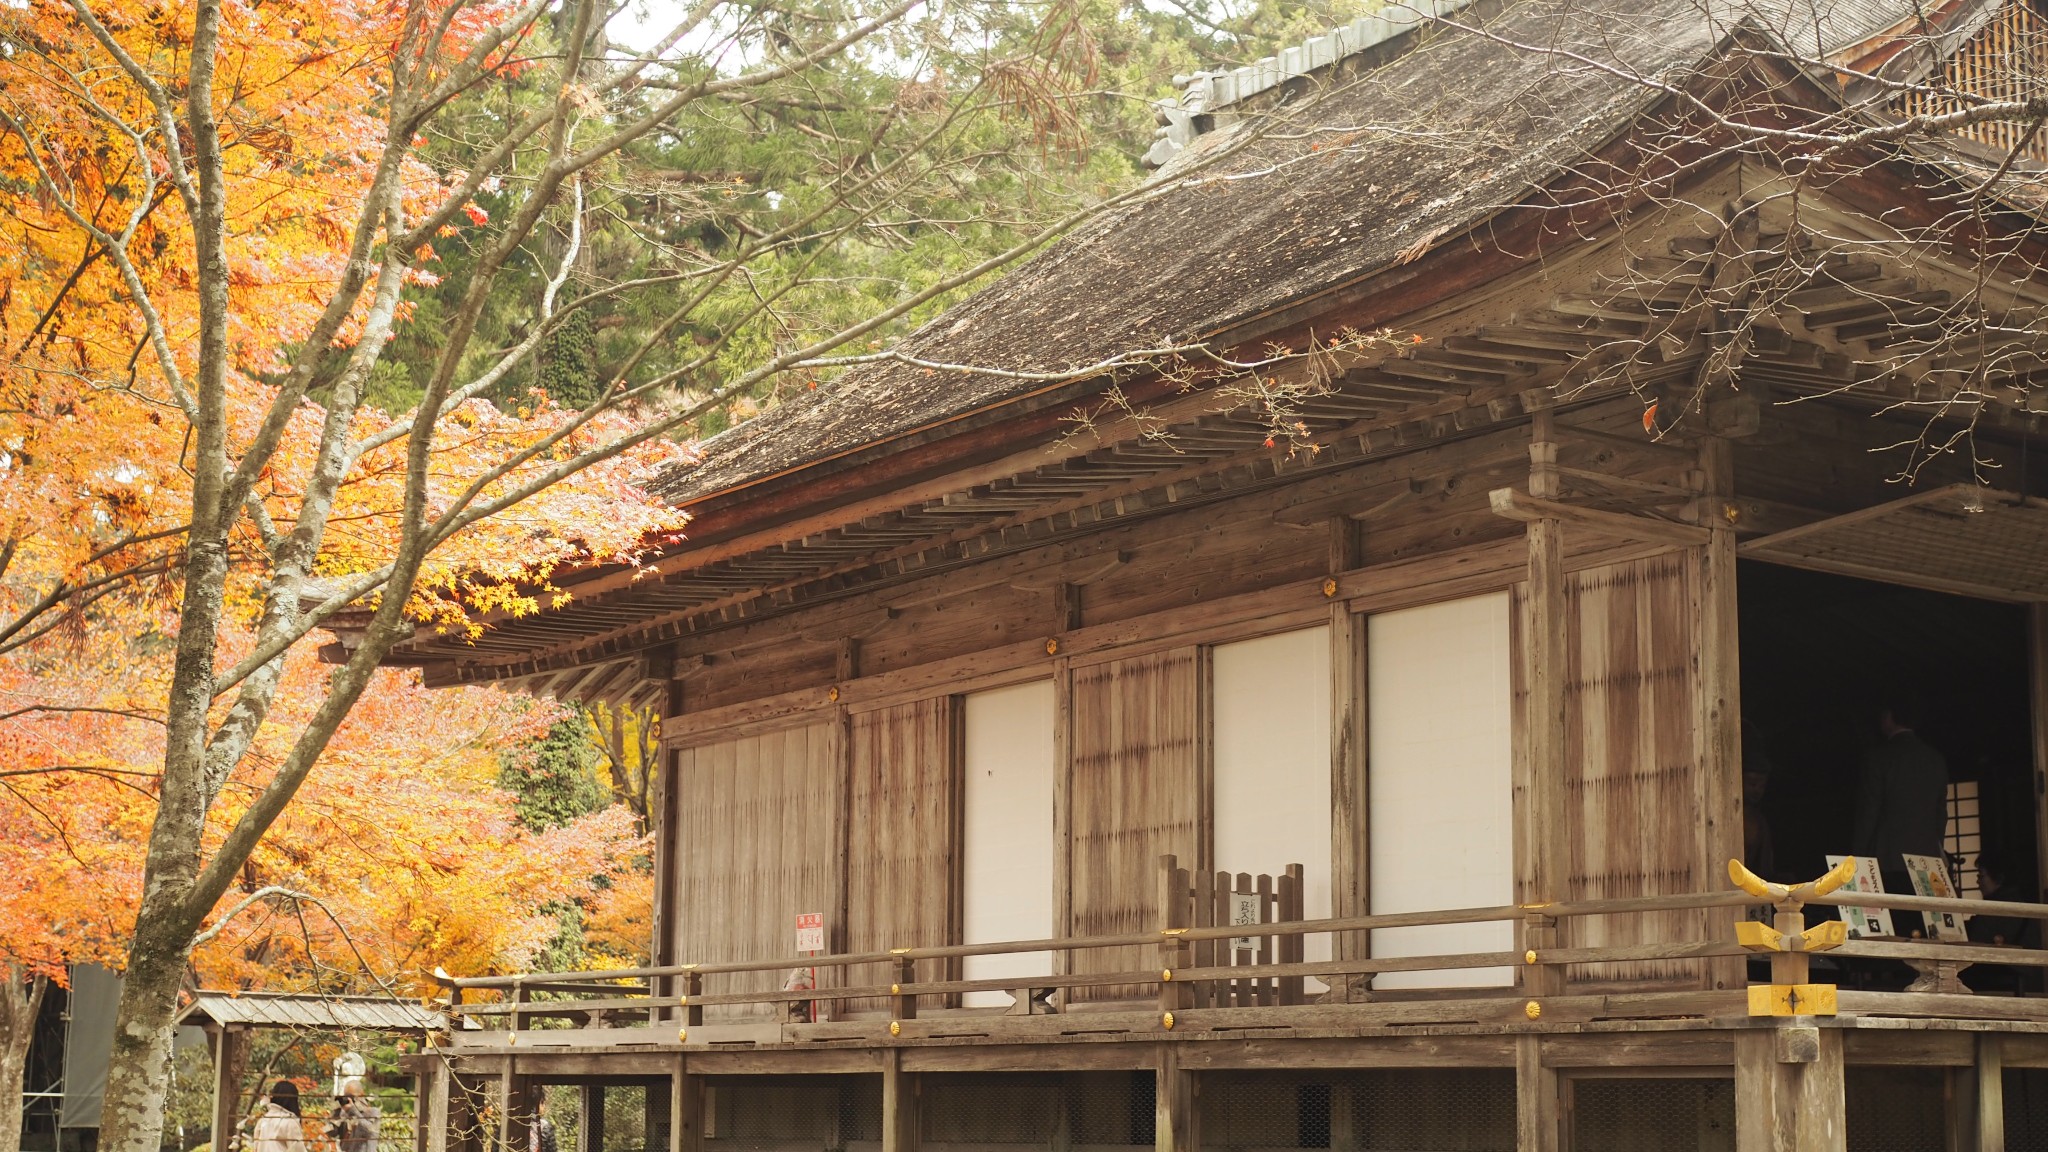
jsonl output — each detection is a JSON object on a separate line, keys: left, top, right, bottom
{"left": 1895, "top": 0, "right": 2048, "bottom": 163}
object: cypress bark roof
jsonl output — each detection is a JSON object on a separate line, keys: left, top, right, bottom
{"left": 650, "top": 0, "right": 1962, "bottom": 509}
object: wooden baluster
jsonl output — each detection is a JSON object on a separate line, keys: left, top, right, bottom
{"left": 1280, "top": 865, "right": 1305, "bottom": 1006}
{"left": 1191, "top": 867, "right": 1213, "bottom": 1009}
{"left": 1255, "top": 872, "right": 1274, "bottom": 1006}
{"left": 681, "top": 968, "right": 704, "bottom": 1029}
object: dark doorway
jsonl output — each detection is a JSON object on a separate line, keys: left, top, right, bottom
{"left": 1737, "top": 561, "right": 2034, "bottom": 891}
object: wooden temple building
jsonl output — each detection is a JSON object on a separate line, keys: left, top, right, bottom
{"left": 392, "top": 0, "right": 2048, "bottom": 1147}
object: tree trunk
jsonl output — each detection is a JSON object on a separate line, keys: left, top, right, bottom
{"left": 1, "top": 966, "right": 49, "bottom": 1152}
{"left": 97, "top": 912, "right": 196, "bottom": 1152}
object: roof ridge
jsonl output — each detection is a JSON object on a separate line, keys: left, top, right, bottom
{"left": 1144, "top": 0, "right": 1480, "bottom": 168}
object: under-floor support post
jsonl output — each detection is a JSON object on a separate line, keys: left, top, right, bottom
{"left": 1977, "top": 1034, "right": 2004, "bottom": 1152}
{"left": 1515, "top": 1034, "right": 1557, "bottom": 1152}
{"left": 499, "top": 1069, "right": 534, "bottom": 1152}
{"left": 1155, "top": 1045, "right": 1196, "bottom": 1152}
{"left": 1735, "top": 1026, "right": 1845, "bottom": 1152}
{"left": 883, "top": 1048, "right": 920, "bottom": 1152}
{"left": 672, "top": 1059, "right": 703, "bottom": 1152}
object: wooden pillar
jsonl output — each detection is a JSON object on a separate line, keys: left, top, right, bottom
{"left": 2031, "top": 606, "right": 2048, "bottom": 904}
{"left": 1515, "top": 1035, "right": 1558, "bottom": 1152}
{"left": 883, "top": 1048, "right": 920, "bottom": 1152}
{"left": 671, "top": 1059, "right": 703, "bottom": 1152}
{"left": 500, "top": 1069, "right": 535, "bottom": 1152}
{"left": 1329, "top": 1082, "right": 1357, "bottom": 1152}
{"left": 1522, "top": 413, "right": 1566, "bottom": 907}
{"left": 1977, "top": 1034, "right": 2005, "bottom": 1152}
{"left": 650, "top": 745, "right": 681, "bottom": 1024}
{"left": 577, "top": 1083, "right": 606, "bottom": 1152}
{"left": 1155, "top": 1045, "right": 1196, "bottom": 1152}
{"left": 1330, "top": 600, "right": 1369, "bottom": 994}
{"left": 1052, "top": 657, "right": 1075, "bottom": 977}
{"left": 210, "top": 1023, "right": 250, "bottom": 1152}
{"left": 1735, "top": 1026, "right": 1845, "bottom": 1152}
{"left": 1699, "top": 435, "right": 1745, "bottom": 991}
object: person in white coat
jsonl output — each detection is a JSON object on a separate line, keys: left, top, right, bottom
{"left": 249, "top": 1081, "right": 308, "bottom": 1152}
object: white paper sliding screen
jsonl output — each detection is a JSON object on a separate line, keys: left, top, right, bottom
{"left": 1368, "top": 592, "right": 1514, "bottom": 988}
{"left": 1213, "top": 626, "right": 1333, "bottom": 974}
{"left": 961, "top": 679, "right": 1057, "bottom": 1006}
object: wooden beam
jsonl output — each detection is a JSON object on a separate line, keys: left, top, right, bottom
{"left": 1489, "top": 487, "right": 1714, "bottom": 548}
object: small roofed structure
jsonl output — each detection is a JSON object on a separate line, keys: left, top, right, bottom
{"left": 179, "top": 993, "right": 445, "bottom": 1152}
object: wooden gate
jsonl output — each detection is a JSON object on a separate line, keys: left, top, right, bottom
{"left": 1158, "top": 853, "right": 1308, "bottom": 1007}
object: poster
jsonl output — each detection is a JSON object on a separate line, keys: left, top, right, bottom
{"left": 795, "top": 911, "right": 825, "bottom": 953}
{"left": 1901, "top": 854, "right": 1970, "bottom": 943}
{"left": 1232, "top": 892, "right": 1262, "bottom": 952}
{"left": 1826, "top": 854, "right": 1895, "bottom": 939}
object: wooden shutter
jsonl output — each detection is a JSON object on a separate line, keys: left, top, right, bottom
{"left": 1069, "top": 647, "right": 1203, "bottom": 1001}
{"left": 845, "top": 697, "right": 959, "bottom": 1009}
{"left": 1517, "top": 552, "right": 1704, "bottom": 985}
{"left": 674, "top": 721, "right": 842, "bottom": 1018}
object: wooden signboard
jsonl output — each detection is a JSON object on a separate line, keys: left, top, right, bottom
{"left": 1901, "top": 854, "right": 1970, "bottom": 942}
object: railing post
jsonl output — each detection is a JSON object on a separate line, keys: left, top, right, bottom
{"left": 682, "top": 968, "right": 704, "bottom": 1029}
{"left": 1158, "top": 855, "right": 1190, "bottom": 1018}
{"left": 509, "top": 979, "right": 529, "bottom": 1034}
{"left": 1520, "top": 913, "right": 1563, "bottom": 999}
{"left": 893, "top": 953, "right": 919, "bottom": 1022}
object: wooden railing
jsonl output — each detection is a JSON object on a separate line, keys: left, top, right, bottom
{"left": 432, "top": 859, "right": 2048, "bottom": 1042}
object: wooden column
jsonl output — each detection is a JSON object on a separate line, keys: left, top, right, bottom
{"left": 1698, "top": 435, "right": 1745, "bottom": 991}
{"left": 1977, "top": 1034, "right": 2005, "bottom": 1152}
{"left": 1515, "top": 1034, "right": 1558, "bottom": 1152}
{"left": 650, "top": 745, "right": 682, "bottom": 1024}
{"left": 2031, "top": 606, "right": 2048, "bottom": 903}
{"left": 577, "top": 1083, "right": 606, "bottom": 1152}
{"left": 1522, "top": 413, "right": 1566, "bottom": 907}
{"left": 1052, "top": 656, "right": 1075, "bottom": 977}
{"left": 1735, "top": 1026, "right": 1846, "bottom": 1152}
{"left": 209, "top": 1023, "right": 250, "bottom": 1152}
{"left": 883, "top": 1048, "right": 920, "bottom": 1152}
{"left": 1330, "top": 600, "right": 1369, "bottom": 995}
{"left": 671, "top": 1059, "right": 703, "bottom": 1152}
{"left": 499, "top": 1069, "right": 534, "bottom": 1152}
{"left": 1155, "top": 1045, "right": 1196, "bottom": 1152}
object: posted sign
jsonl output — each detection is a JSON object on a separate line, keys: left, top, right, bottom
{"left": 795, "top": 912, "right": 826, "bottom": 953}
{"left": 1231, "top": 893, "right": 1261, "bottom": 952}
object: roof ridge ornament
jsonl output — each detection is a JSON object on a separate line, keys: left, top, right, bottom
{"left": 1144, "top": 0, "right": 1479, "bottom": 168}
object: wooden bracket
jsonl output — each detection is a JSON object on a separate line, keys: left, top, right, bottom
{"left": 1488, "top": 487, "right": 1713, "bottom": 547}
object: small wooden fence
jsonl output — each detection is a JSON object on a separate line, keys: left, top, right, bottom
{"left": 435, "top": 859, "right": 2048, "bottom": 1039}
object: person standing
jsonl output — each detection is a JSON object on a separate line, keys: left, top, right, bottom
{"left": 1852, "top": 695, "right": 1949, "bottom": 937}
{"left": 329, "top": 1079, "right": 380, "bottom": 1152}
{"left": 530, "top": 1095, "right": 560, "bottom": 1152}
{"left": 250, "top": 1081, "right": 309, "bottom": 1152}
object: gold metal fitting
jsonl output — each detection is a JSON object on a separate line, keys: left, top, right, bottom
{"left": 678, "top": 994, "right": 689, "bottom": 1005}
{"left": 891, "top": 984, "right": 901, "bottom": 995}
{"left": 890, "top": 947, "right": 914, "bottom": 954}
{"left": 889, "top": 1020, "right": 902, "bottom": 1037}
{"left": 1162, "top": 1012, "right": 1175, "bottom": 1030}
{"left": 1322, "top": 577, "right": 1339, "bottom": 598}
{"left": 1161, "top": 969, "right": 1173, "bottom": 982}
{"left": 678, "top": 1028, "right": 688, "bottom": 1043}
{"left": 1046, "top": 638, "right": 1060, "bottom": 655}
{"left": 1524, "top": 950, "right": 1538, "bottom": 965}
{"left": 506, "top": 1032, "right": 517, "bottom": 1045}
{"left": 828, "top": 686, "right": 841, "bottom": 702}
{"left": 1524, "top": 1000, "right": 1542, "bottom": 1020}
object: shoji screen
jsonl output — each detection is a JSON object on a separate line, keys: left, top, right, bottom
{"left": 961, "top": 680, "right": 1057, "bottom": 1007}
{"left": 1213, "top": 626, "right": 1333, "bottom": 972}
{"left": 1368, "top": 592, "right": 1514, "bottom": 989}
